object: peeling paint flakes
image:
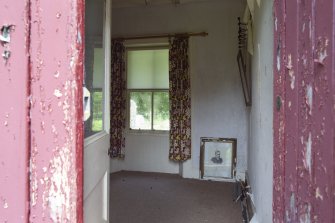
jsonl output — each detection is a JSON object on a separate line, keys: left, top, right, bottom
{"left": 48, "top": 149, "right": 72, "bottom": 222}
{"left": 277, "top": 47, "right": 281, "bottom": 71}
{"left": 77, "top": 30, "right": 82, "bottom": 44}
{"left": 56, "top": 12, "right": 62, "bottom": 19}
{"left": 304, "top": 133, "right": 312, "bottom": 174}
{"left": 299, "top": 203, "right": 311, "bottom": 223}
{"left": 315, "top": 187, "right": 323, "bottom": 200}
{"left": 286, "top": 54, "right": 295, "bottom": 89}
{"left": 314, "top": 37, "right": 329, "bottom": 65}
{"left": 40, "top": 121, "right": 45, "bottom": 134}
{"left": 306, "top": 85, "right": 313, "bottom": 115}
{"left": 30, "top": 141, "right": 39, "bottom": 207}
{"left": 54, "top": 89, "right": 63, "bottom": 98}
{"left": 285, "top": 192, "right": 295, "bottom": 222}
{"left": 70, "top": 56, "right": 75, "bottom": 68}
{"left": 3, "top": 199, "right": 8, "bottom": 209}
{"left": 290, "top": 193, "right": 295, "bottom": 212}
{"left": 290, "top": 73, "right": 295, "bottom": 89}
{"left": 287, "top": 54, "right": 293, "bottom": 70}
{"left": 54, "top": 71, "right": 60, "bottom": 78}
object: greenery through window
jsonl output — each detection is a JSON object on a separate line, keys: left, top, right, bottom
{"left": 92, "top": 90, "right": 103, "bottom": 132}
{"left": 127, "top": 48, "right": 169, "bottom": 131}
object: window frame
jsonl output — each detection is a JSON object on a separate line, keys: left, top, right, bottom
{"left": 84, "top": 0, "right": 111, "bottom": 145}
{"left": 125, "top": 46, "right": 170, "bottom": 134}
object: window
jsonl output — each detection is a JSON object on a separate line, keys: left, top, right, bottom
{"left": 127, "top": 48, "right": 169, "bottom": 131}
{"left": 84, "top": 0, "right": 106, "bottom": 138}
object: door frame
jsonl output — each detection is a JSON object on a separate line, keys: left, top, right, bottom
{"left": 273, "top": 0, "right": 335, "bottom": 222}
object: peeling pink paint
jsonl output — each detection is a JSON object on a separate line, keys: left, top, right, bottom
{"left": 0, "top": 0, "right": 30, "bottom": 222}
{"left": 28, "top": 0, "right": 84, "bottom": 222}
{"left": 0, "top": 0, "right": 84, "bottom": 222}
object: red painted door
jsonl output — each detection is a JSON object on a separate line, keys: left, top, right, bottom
{"left": 0, "top": 0, "right": 84, "bottom": 222}
{"left": 273, "top": 0, "right": 335, "bottom": 222}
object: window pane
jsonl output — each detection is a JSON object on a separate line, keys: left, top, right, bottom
{"left": 92, "top": 90, "right": 103, "bottom": 132}
{"left": 153, "top": 92, "right": 170, "bottom": 130}
{"left": 130, "top": 92, "right": 152, "bottom": 130}
{"left": 127, "top": 49, "right": 169, "bottom": 89}
{"left": 84, "top": 0, "right": 105, "bottom": 138}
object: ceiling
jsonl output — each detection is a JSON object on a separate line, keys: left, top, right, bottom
{"left": 112, "top": 0, "right": 215, "bottom": 8}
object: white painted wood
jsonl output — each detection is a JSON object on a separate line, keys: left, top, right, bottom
{"left": 84, "top": 0, "right": 111, "bottom": 222}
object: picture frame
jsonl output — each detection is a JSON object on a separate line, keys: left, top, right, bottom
{"left": 237, "top": 17, "right": 252, "bottom": 107}
{"left": 237, "top": 49, "right": 252, "bottom": 106}
{"left": 200, "top": 137, "right": 237, "bottom": 180}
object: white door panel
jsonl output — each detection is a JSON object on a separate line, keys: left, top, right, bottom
{"left": 84, "top": 134, "right": 110, "bottom": 223}
{"left": 84, "top": 133, "right": 110, "bottom": 199}
{"left": 84, "top": 0, "right": 111, "bottom": 222}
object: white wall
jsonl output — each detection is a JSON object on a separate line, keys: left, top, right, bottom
{"left": 111, "top": 0, "right": 248, "bottom": 178}
{"left": 248, "top": 1, "right": 274, "bottom": 222}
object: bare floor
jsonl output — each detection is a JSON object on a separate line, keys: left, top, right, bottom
{"left": 110, "top": 171, "right": 242, "bottom": 223}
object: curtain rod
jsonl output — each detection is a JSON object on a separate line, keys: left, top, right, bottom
{"left": 112, "top": 32, "right": 208, "bottom": 41}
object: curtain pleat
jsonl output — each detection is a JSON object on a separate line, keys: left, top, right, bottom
{"left": 109, "top": 40, "right": 126, "bottom": 158}
{"left": 169, "top": 37, "right": 192, "bottom": 162}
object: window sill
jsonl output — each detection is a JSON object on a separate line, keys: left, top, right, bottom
{"left": 84, "top": 131, "right": 109, "bottom": 147}
{"left": 126, "top": 129, "right": 169, "bottom": 137}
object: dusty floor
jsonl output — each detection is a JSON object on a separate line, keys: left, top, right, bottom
{"left": 110, "top": 171, "right": 242, "bottom": 223}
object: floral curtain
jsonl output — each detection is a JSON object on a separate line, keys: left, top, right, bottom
{"left": 169, "top": 37, "right": 192, "bottom": 161}
{"left": 109, "top": 40, "right": 126, "bottom": 158}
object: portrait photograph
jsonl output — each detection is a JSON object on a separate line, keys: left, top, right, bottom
{"left": 200, "top": 138, "right": 237, "bottom": 180}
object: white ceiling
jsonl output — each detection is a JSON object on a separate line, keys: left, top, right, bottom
{"left": 112, "top": 0, "right": 215, "bottom": 8}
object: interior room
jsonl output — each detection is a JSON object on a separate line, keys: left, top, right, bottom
{"left": 83, "top": 0, "right": 274, "bottom": 222}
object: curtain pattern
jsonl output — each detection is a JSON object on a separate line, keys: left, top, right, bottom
{"left": 109, "top": 40, "right": 126, "bottom": 158}
{"left": 169, "top": 37, "right": 192, "bottom": 161}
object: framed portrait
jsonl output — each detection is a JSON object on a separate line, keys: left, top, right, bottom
{"left": 200, "top": 138, "right": 237, "bottom": 180}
